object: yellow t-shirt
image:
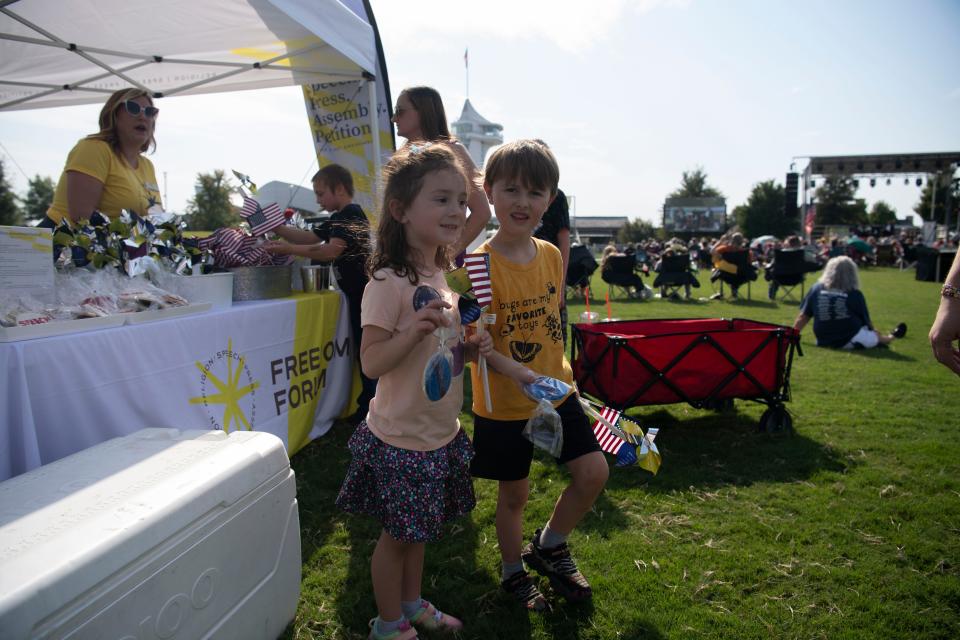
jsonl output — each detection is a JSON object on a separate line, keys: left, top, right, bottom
{"left": 471, "top": 238, "right": 574, "bottom": 421}
{"left": 47, "top": 138, "right": 162, "bottom": 223}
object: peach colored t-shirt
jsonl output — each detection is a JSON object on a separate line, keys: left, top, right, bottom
{"left": 362, "top": 268, "right": 464, "bottom": 451}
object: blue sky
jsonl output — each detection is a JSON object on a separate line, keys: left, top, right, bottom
{"left": 1, "top": 0, "right": 958, "bottom": 225}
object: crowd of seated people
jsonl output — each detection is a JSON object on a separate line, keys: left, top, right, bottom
{"left": 590, "top": 225, "right": 945, "bottom": 304}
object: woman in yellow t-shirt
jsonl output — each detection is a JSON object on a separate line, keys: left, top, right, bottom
{"left": 43, "top": 88, "right": 163, "bottom": 227}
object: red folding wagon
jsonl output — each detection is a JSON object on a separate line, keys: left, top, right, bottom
{"left": 571, "top": 318, "right": 802, "bottom": 432}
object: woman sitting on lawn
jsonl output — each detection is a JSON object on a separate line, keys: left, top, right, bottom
{"left": 793, "top": 256, "right": 906, "bottom": 349}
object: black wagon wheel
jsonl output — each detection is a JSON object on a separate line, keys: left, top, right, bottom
{"left": 759, "top": 405, "right": 793, "bottom": 434}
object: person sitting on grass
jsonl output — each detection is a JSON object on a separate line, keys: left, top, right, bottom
{"left": 792, "top": 256, "right": 906, "bottom": 350}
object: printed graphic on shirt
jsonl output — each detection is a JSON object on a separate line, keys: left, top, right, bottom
{"left": 498, "top": 280, "right": 563, "bottom": 363}
{"left": 818, "top": 291, "right": 849, "bottom": 320}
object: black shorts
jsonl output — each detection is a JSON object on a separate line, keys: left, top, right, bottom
{"left": 470, "top": 394, "right": 602, "bottom": 481}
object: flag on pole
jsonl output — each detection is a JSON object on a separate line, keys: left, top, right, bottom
{"left": 197, "top": 234, "right": 216, "bottom": 251}
{"left": 592, "top": 406, "right": 624, "bottom": 454}
{"left": 464, "top": 47, "right": 468, "bottom": 68}
{"left": 581, "top": 396, "right": 661, "bottom": 472}
{"left": 804, "top": 205, "right": 816, "bottom": 236}
{"left": 463, "top": 253, "right": 492, "bottom": 307}
{"left": 591, "top": 406, "right": 640, "bottom": 467}
{"left": 240, "top": 196, "right": 285, "bottom": 236}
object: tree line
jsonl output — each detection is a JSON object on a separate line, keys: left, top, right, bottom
{"left": 3, "top": 158, "right": 956, "bottom": 238}
{"left": 616, "top": 167, "right": 959, "bottom": 244}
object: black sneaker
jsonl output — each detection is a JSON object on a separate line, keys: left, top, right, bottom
{"left": 521, "top": 530, "right": 592, "bottom": 602}
{"left": 892, "top": 322, "right": 907, "bottom": 339}
{"left": 501, "top": 570, "right": 548, "bottom": 612}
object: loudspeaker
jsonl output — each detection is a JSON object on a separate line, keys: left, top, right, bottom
{"left": 785, "top": 172, "right": 799, "bottom": 218}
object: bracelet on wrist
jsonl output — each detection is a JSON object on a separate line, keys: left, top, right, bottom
{"left": 942, "top": 283, "right": 960, "bottom": 299}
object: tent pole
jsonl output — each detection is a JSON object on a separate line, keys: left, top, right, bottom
{"left": 368, "top": 78, "right": 381, "bottom": 210}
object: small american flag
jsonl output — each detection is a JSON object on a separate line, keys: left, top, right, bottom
{"left": 197, "top": 234, "right": 216, "bottom": 251}
{"left": 463, "top": 253, "right": 492, "bottom": 307}
{"left": 240, "top": 196, "right": 285, "bottom": 236}
{"left": 592, "top": 406, "right": 624, "bottom": 455}
{"left": 216, "top": 228, "right": 250, "bottom": 255}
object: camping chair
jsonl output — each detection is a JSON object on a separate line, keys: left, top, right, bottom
{"left": 712, "top": 249, "right": 757, "bottom": 299}
{"left": 766, "top": 249, "right": 807, "bottom": 302}
{"left": 652, "top": 254, "right": 700, "bottom": 299}
{"left": 874, "top": 244, "right": 896, "bottom": 267}
{"left": 601, "top": 254, "right": 643, "bottom": 299}
{"left": 567, "top": 244, "right": 597, "bottom": 298}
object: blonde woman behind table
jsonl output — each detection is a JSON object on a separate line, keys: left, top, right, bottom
{"left": 44, "top": 88, "right": 162, "bottom": 227}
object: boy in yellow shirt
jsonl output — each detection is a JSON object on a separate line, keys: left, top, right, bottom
{"left": 470, "top": 140, "right": 609, "bottom": 611}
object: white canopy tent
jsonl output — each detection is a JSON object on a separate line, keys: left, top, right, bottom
{"left": 0, "top": 0, "right": 390, "bottom": 185}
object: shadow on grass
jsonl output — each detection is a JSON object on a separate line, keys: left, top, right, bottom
{"left": 657, "top": 296, "right": 708, "bottom": 305}
{"left": 537, "top": 600, "right": 667, "bottom": 640}
{"left": 802, "top": 341, "right": 916, "bottom": 362}
{"left": 606, "top": 408, "right": 850, "bottom": 494}
{"left": 723, "top": 298, "right": 778, "bottom": 309}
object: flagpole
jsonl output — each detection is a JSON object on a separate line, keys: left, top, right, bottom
{"left": 464, "top": 47, "right": 469, "bottom": 98}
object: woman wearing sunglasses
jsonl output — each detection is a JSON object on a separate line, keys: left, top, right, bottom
{"left": 392, "top": 86, "right": 490, "bottom": 257}
{"left": 43, "top": 88, "right": 163, "bottom": 227}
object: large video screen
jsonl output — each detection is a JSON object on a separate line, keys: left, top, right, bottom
{"left": 663, "top": 206, "right": 726, "bottom": 233}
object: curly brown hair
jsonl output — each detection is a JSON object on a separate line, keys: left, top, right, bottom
{"left": 369, "top": 144, "right": 471, "bottom": 283}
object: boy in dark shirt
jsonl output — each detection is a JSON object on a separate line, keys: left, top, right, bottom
{"left": 265, "top": 164, "right": 375, "bottom": 424}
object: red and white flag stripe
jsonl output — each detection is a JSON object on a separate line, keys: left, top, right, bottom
{"left": 592, "top": 406, "right": 624, "bottom": 454}
{"left": 463, "top": 253, "right": 493, "bottom": 307}
{"left": 241, "top": 197, "right": 285, "bottom": 236}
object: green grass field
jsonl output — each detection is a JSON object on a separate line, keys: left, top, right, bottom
{"left": 283, "top": 267, "right": 959, "bottom": 640}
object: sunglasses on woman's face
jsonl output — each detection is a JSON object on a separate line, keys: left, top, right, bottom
{"left": 123, "top": 100, "right": 159, "bottom": 118}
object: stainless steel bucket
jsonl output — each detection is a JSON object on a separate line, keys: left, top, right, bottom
{"left": 229, "top": 265, "right": 293, "bottom": 301}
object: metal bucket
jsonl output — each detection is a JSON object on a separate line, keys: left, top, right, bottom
{"left": 300, "top": 265, "right": 331, "bottom": 292}
{"left": 229, "top": 265, "right": 293, "bottom": 301}
{"left": 167, "top": 272, "right": 234, "bottom": 309}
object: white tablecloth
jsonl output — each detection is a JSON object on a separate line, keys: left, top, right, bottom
{"left": 1, "top": 292, "right": 356, "bottom": 481}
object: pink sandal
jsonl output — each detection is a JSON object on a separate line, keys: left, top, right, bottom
{"left": 407, "top": 600, "right": 463, "bottom": 632}
{"left": 368, "top": 618, "right": 418, "bottom": 640}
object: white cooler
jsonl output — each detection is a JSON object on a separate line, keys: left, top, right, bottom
{"left": 0, "top": 428, "right": 301, "bottom": 640}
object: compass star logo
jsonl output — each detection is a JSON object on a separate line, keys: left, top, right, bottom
{"left": 190, "top": 338, "right": 259, "bottom": 432}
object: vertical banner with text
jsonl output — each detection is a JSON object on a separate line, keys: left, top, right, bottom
{"left": 302, "top": 79, "right": 394, "bottom": 216}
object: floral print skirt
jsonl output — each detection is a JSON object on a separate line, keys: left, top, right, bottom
{"left": 335, "top": 423, "right": 476, "bottom": 543}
